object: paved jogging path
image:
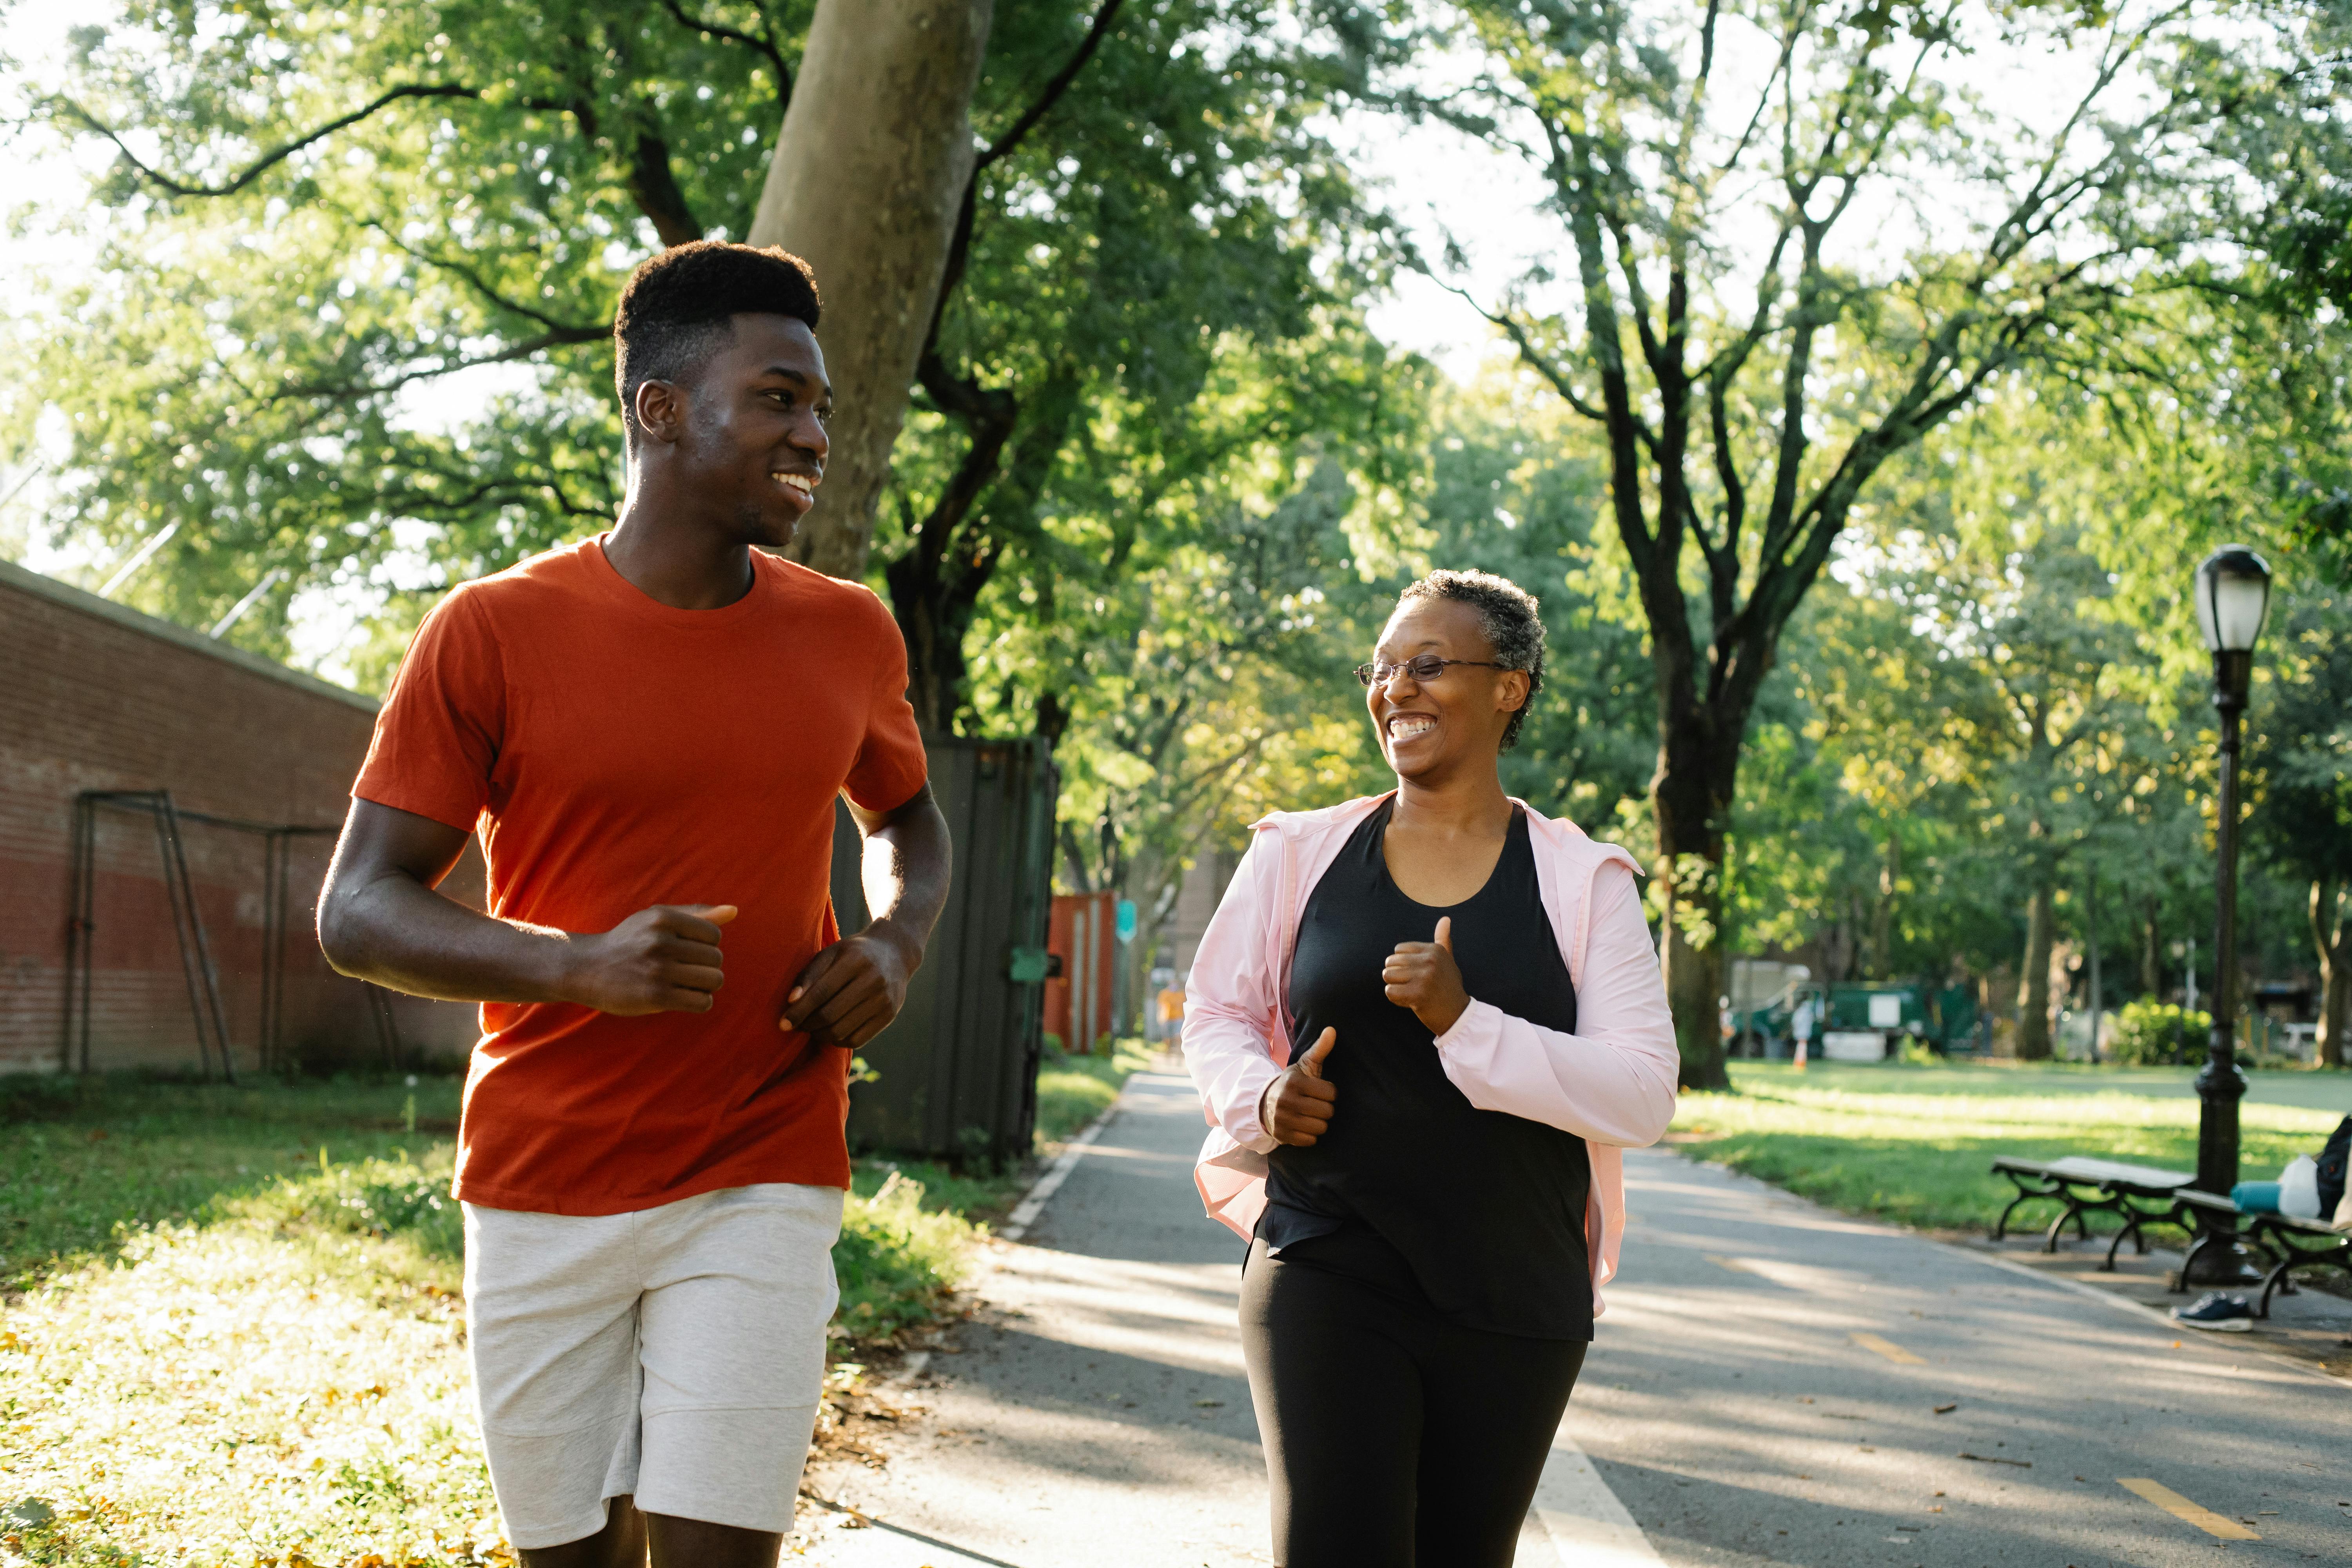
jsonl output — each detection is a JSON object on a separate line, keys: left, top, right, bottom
{"left": 802, "top": 1073, "right": 2352, "bottom": 1566}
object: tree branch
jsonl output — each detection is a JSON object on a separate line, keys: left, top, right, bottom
{"left": 57, "top": 83, "right": 488, "bottom": 198}
{"left": 362, "top": 221, "right": 610, "bottom": 334}
{"left": 657, "top": 0, "right": 794, "bottom": 115}
{"left": 275, "top": 325, "right": 610, "bottom": 403}
{"left": 626, "top": 125, "right": 703, "bottom": 245}
{"left": 977, "top": 0, "right": 1127, "bottom": 171}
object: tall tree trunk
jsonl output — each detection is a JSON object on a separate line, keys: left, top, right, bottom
{"left": 748, "top": 0, "right": 994, "bottom": 580}
{"left": 2017, "top": 879, "right": 2055, "bottom": 1060}
{"left": 2084, "top": 862, "right": 2102, "bottom": 1060}
{"left": 2315, "top": 878, "right": 2348, "bottom": 1070}
{"left": 1870, "top": 831, "right": 1899, "bottom": 978}
{"left": 1653, "top": 735, "right": 1736, "bottom": 1091}
{"left": 2141, "top": 897, "right": 2163, "bottom": 999}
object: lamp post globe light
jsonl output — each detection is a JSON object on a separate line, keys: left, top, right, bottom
{"left": 2184, "top": 544, "right": 2273, "bottom": 1285}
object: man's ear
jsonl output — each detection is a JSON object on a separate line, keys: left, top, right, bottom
{"left": 1499, "top": 669, "right": 1531, "bottom": 714}
{"left": 633, "top": 379, "right": 686, "bottom": 446}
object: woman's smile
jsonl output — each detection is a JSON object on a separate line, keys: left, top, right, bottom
{"left": 1384, "top": 710, "right": 1439, "bottom": 749}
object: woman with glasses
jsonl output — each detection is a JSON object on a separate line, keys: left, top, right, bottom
{"left": 1182, "top": 569, "right": 1679, "bottom": 1568}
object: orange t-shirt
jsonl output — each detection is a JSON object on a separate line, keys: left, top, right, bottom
{"left": 354, "top": 537, "right": 927, "bottom": 1214}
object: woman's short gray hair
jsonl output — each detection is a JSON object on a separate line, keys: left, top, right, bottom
{"left": 1395, "top": 569, "right": 1544, "bottom": 751}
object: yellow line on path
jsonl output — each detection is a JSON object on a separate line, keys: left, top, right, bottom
{"left": 1850, "top": 1332, "right": 1926, "bottom": 1365}
{"left": 2117, "top": 1479, "right": 2260, "bottom": 1541}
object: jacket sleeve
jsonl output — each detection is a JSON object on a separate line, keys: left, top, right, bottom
{"left": 1432, "top": 861, "right": 1679, "bottom": 1147}
{"left": 1180, "top": 829, "right": 1287, "bottom": 1154}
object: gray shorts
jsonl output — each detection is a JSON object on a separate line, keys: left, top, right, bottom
{"left": 463, "top": 1182, "right": 844, "bottom": 1548}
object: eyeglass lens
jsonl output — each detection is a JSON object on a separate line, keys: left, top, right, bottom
{"left": 1356, "top": 654, "right": 1448, "bottom": 686}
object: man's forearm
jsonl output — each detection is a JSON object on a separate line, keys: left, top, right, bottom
{"left": 858, "top": 796, "right": 952, "bottom": 966}
{"left": 321, "top": 871, "right": 583, "bottom": 1005}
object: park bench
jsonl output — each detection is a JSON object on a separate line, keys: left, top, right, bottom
{"left": 2168, "top": 1189, "right": 2352, "bottom": 1318}
{"left": 1993, "top": 1156, "right": 2352, "bottom": 1314}
{"left": 1989, "top": 1156, "right": 2197, "bottom": 1270}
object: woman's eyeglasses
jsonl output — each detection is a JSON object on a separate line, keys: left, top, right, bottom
{"left": 1354, "top": 655, "right": 1508, "bottom": 688}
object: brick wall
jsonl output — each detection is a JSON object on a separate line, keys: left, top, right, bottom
{"left": 0, "top": 559, "right": 481, "bottom": 1075}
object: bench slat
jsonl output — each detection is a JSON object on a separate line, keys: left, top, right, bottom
{"left": 1992, "top": 1156, "right": 2194, "bottom": 1190}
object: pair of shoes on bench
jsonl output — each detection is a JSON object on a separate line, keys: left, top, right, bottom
{"left": 2172, "top": 1291, "right": 2256, "bottom": 1332}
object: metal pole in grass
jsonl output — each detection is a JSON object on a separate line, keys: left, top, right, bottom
{"left": 2184, "top": 544, "right": 2272, "bottom": 1286}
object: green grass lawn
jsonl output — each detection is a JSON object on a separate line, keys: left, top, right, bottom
{"left": 1034, "top": 1036, "right": 1157, "bottom": 1143}
{"left": 0, "top": 1072, "right": 1013, "bottom": 1566}
{"left": 1, "top": 1070, "right": 466, "bottom": 1293}
{"left": 0, "top": 1047, "right": 1161, "bottom": 1563}
{"left": 1673, "top": 1060, "right": 2351, "bottom": 1237}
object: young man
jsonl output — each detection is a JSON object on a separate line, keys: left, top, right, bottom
{"left": 318, "top": 241, "right": 952, "bottom": 1568}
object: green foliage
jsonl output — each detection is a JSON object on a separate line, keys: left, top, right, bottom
{"left": 830, "top": 1168, "right": 973, "bottom": 1343}
{"left": 1711, "top": 367, "right": 2333, "bottom": 1020}
{"left": 7, "top": 0, "right": 2347, "bottom": 1042}
{"left": 2249, "top": 586, "right": 2352, "bottom": 892}
{"left": 7, "top": 0, "right": 813, "bottom": 650}
{"left": 1034, "top": 1035, "right": 1155, "bottom": 1142}
{"left": 3, "top": 0, "right": 1401, "bottom": 682}
{"left": 2107, "top": 1001, "right": 2214, "bottom": 1068}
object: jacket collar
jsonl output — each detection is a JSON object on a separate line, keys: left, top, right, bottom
{"left": 1252, "top": 790, "right": 1642, "bottom": 878}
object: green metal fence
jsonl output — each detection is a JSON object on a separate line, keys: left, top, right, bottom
{"left": 828, "top": 735, "right": 1056, "bottom": 1164}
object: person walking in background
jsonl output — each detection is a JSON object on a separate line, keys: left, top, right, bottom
{"left": 1793, "top": 993, "right": 1817, "bottom": 1071}
{"left": 316, "top": 242, "right": 951, "bottom": 1568}
{"left": 1180, "top": 570, "right": 1679, "bottom": 1568}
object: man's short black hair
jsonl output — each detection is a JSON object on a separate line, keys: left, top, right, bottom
{"left": 1396, "top": 568, "right": 1546, "bottom": 751}
{"left": 612, "top": 241, "right": 822, "bottom": 443}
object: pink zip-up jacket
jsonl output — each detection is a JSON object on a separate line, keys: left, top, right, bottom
{"left": 1180, "top": 792, "right": 1679, "bottom": 1316}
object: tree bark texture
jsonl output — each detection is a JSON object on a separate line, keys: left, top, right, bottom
{"left": 2314, "top": 878, "right": 2348, "bottom": 1069}
{"left": 2016, "top": 880, "right": 2055, "bottom": 1060}
{"left": 748, "top": 0, "right": 994, "bottom": 581}
{"left": 1651, "top": 734, "right": 1735, "bottom": 1089}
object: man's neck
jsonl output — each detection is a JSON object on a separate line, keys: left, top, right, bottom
{"left": 605, "top": 488, "right": 755, "bottom": 611}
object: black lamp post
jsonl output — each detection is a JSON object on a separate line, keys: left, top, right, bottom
{"left": 2184, "top": 544, "right": 2273, "bottom": 1283}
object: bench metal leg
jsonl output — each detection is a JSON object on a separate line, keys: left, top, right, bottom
{"left": 2253, "top": 1235, "right": 2297, "bottom": 1290}
{"left": 2176, "top": 1226, "right": 2222, "bottom": 1293}
{"left": 2102, "top": 1215, "right": 2142, "bottom": 1272}
{"left": 1992, "top": 1190, "right": 2038, "bottom": 1241}
{"left": 2256, "top": 1258, "right": 2298, "bottom": 1319}
{"left": 1994, "top": 1173, "right": 2067, "bottom": 1242}
{"left": 2038, "top": 1190, "right": 2116, "bottom": 1254}
{"left": 2242, "top": 1221, "right": 2349, "bottom": 1310}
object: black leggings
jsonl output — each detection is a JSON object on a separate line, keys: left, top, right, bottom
{"left": 1238, "top": 1236, "right": 1588, "bottom": 1568}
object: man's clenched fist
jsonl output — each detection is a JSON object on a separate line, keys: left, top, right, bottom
{"left": 780, "top": 921, "right": 922, "bottom": 1050}
{"left": 564, "top": 903, "right": 736, "bottom": 1016}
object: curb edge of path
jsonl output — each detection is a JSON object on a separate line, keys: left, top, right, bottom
{"left": 998, "top": 1080, "right": 1137, "bottom": 1243}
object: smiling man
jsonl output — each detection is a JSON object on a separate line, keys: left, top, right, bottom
{"left": 316, "top": 241, "right": 951, "bottom": 1568}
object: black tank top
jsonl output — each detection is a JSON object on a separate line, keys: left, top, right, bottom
{"left": 1261, "top": 799, "right": 1593, "bottom": 1341}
